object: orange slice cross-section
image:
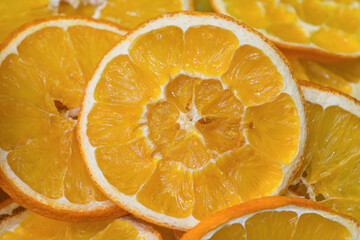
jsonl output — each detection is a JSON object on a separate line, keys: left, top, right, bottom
{"left": 78, "top": 12, "right": 307, "bottom": 230}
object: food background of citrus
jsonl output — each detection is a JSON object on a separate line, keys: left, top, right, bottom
{"left": 0, "top": 0, "right": 360, "bottom": 239}
{"left": 0, "top": 17, "right": 128, "bottom": 221}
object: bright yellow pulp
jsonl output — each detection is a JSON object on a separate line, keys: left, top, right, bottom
{"left": 0, "top": 213, "right": 146, "bottom": 240}
{"left": 209, "top": 211, "right": 351, "bottom": 240}
{"left": 221, "top": 0, "right": 360, "bottom": 53}
{"left": 58, "top": 0, "right": 184, "bottom": 29}
{"left": 87, "top": 25, "right": 301, "bottom": 220}
{"left": 0, "top": 0, "right": 55, "bottom": 42}
{"left": 0, "top": 0, "right": 186, "bottom": 42}
{"left": 292, "top": 102, "right": 360, "bottom": 221}
{"left": 286, "top": 56, "right": 360, "bottom": 100}
{"left": 0, "top": 24, "right": 122, "bottom": 204}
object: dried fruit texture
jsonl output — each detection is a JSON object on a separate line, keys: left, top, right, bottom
{"left": 291, "top": 83, "right": 360, "bottom": 222}
{"left": 0, "top": 0, "right": 55, "bottom": 42}
{"left": 0, "top": 17, "right": 126, "bottom": 220}
{"left": 180, "top": 197, "right": 360, "bottom": 240}
{"left": 59, "top": 0, "right": 192, "bottom": 29}
{"left": 79, "top": 13, "right": 306, "bottom": 230}
{"left": 212, "top": 0, "right": 360, "bottom": 57}
{"left": 0, "top": 212, "right": 161, "bottom": 240}
{"left": 0, "top": 0, "right": 191, "bottom": 43}
{"left": 286, "top": 55, "right": 360, "bottom": 100}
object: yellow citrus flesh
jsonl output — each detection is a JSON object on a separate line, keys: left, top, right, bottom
{"left": 0, "top": 0, "right": 55, "bottom": 42}
{"left": 291, "top": 84, "right": 360, "bottom": 222}
{"left": 208, "top": 211, "right": 352, "bottom": 240}
{"left": 212, "top": 0, "right": 360, "bottom": 55}
{"left": 59, "top": 0, "right": 190, "bottom": 29}
{"left": 0, "top": 18, "right": 125, "bottom": 218}
{"left": 79, "top": 13, "right": 305, "bottom": 230}
{"left": 0, "top": 212, "right": 159, "bottom": 240}
{"left": 180, "top": 197, "right": 360, "bottom": 240}
{"left": 194, "top": 0, "right": 213, "bottom": 11}
{"left": 99, "top": 0, "right": 186, "bottom": 29}
{"left": 285, "top": 55, "right": 360, "bottom": 100}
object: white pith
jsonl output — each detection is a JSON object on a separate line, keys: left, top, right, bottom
{"left": 78, "top": 12, "right": 307, "bottom": 230}
{"left": 0, "top": 19, "right": 126, "bottom": 213}
{"left": 200, "top": 205, "right": 360, "bottom": 240}
{"left": 302, "top": 85, "right": 360, "bottom": 118}
{"left": 0, "top": 210, "right": 160, "bottom": 239}
{"left": 212, "top": 0, "right": 360, "bottom": 57}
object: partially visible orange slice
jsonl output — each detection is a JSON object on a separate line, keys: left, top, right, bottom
{"left": 59, "top": 0, "right": 193, "bottom": 29}
{"left": 211, "top": 0, "right": 360, "bottom": 60}
{"left": 285, "top": 55, "right": 360, "bottom": 100}
{"left": 290, "top": 82, "right": 360, "bottom": 222}
{"left": 0, "top": 17, "right": 127, "bottom": 221}
{"left": 180, "top": 196, "right": 360, "bottom": 240}
{"left": 0, "top": 0, "right": 192, "bottom": 42}
{"left": 0, "top": 209, "right": 161, "bottom": 240}
{"left": 78, "top": 12, "right": 307, "bottom": 230}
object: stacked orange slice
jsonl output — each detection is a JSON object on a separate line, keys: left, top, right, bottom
{"left": 0, "top": 17, "right": 127, "bottom": 221}
{"left": 78, "top": 12, "right": 307, "bottom": 230}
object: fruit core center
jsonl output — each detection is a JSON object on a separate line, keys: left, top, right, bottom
{"left": 145, "top": 74, "right": 245, "bottom": 170}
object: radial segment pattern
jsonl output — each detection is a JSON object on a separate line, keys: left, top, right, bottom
{"left": 78, "top": 13, "right": 307, "bottom": 230}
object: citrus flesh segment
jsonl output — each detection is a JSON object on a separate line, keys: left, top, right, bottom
{"left": 180, "top": 197, "right": 360, "bottom": 240}
{"left": 0, "top": 17, "right": 127, "bottom": 220}
{"left": 0, "top": 211, "right": 161, "bottom": 240}
{"left": 78, "top": 12, "right": 306, "bottom": 230}
{"left": 222, "top": 45, "right": 284, "bottom": 106}
{"left": 211, "top": 0, "right": 360, "bottom": 58}
{"left": 290, "top": 82, "right": 360, "bottom": 222}
{"left": 285, "top": 55, "right": 360, "bottom": 100}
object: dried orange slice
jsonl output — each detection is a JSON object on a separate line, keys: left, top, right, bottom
{"left": 285, "top": 55, "right": 360, "bottom": 100}
{"left": 211, "top": 0, "right": 360, "bottom": 60}
{"left": 0, "top": 208, "right": 161, "bottom": 240}
{"left": 59, "top": 0, "right": 193, "bottom": 29}
{"left": 0, "top": 16, "right": 127, "bottom": 221}
{"left": 290, "top": 81, "right": 360, "bottom": 221}
{"left": 78, "top": 12, "right": 307, "bottom": 230}
{"left": 0, "top": 0, "right": 192, "bottom": 42}
{"left": 180, "top": 196, "right": 360, "bottom": 240}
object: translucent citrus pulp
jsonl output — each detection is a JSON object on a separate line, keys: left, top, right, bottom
{"left": 211, "top": 0, "right": 360, "bottom": 58}
{"left": 291, "top": 82, "right": 360, "bottom": 222}
{"left": 285, "top": 55, "right": 360, "bottom": 100}
{"left": 0, "top": 0, "right": 192, "bottom": 42}
{"left": 180, "top": 197, "right": 360, "bottom": 240}
{"left": 0, "top": 209, "right": 161, "bottom": 240}
{"left": 78, "top": 12, "right": 307, "bottom": 230}
{"left": 0, "top": 17, "right": 128, "bottom": 220}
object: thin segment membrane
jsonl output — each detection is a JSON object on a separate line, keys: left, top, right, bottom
{"left": 209, "top": 211, "right": 351, "bottom": 240}
{"left": 0, "top": 24, "right": 123, "bottom": 204}
{"left": 88, "top": 24, "right": 301, "bottom": 221}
